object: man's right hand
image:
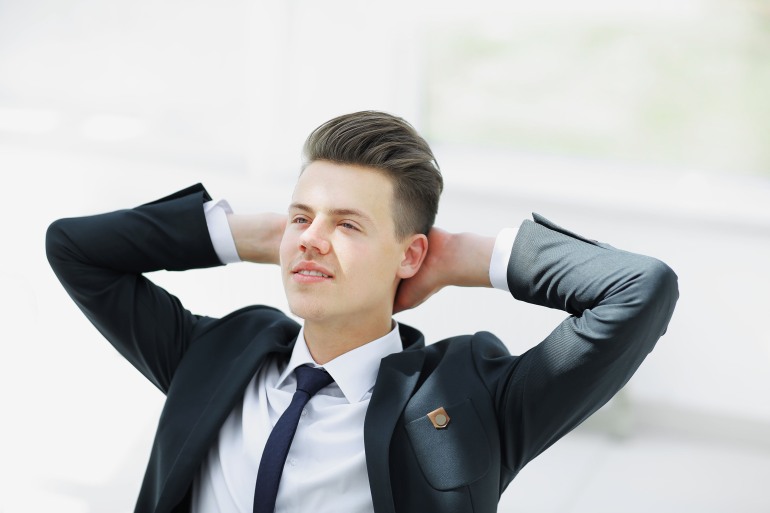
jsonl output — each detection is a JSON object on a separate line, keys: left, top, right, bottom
{"left": 227, "top": 213, "right": 287, "bottom": 264}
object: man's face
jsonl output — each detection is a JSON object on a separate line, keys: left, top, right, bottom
{"left": 279, "top": 160, "right": 413, "bottom": 326}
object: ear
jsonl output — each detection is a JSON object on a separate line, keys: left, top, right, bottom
{"left": 396, "top": 233, "right": 428, "bottom": 279}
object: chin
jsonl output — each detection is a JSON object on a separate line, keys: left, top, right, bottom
{"left": 287, "top": 298, "right": 328, "bottom": 322}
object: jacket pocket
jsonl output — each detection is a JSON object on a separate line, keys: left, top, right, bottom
{"left": 405, "top": 398, "right": 491, "bottom": 490}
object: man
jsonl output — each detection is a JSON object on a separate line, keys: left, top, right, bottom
{"left": 46, "top": 111, "right": 678, "bottom": 513}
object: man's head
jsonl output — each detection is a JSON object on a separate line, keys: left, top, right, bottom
{"left": 302, "top": 111, "right": 443, "bottom": 239}
{"left": 279, "top": 111, "right": 442, "bottom": 339}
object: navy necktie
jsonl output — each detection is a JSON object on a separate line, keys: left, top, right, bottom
{"left": 253, "top": 365, "right": 334, "bottom": 513}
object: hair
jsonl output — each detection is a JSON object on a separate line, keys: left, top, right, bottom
{"left": 302, "top": 111, "right": 443, "bottom": 239}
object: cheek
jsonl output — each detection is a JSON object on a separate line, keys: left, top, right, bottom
{"left": 351, "top": 245, "right": 403, "bottom": 280}
{"left": 278, "top": 232, "right": 294, "bottom": 268}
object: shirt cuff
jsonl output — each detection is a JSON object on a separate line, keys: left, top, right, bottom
{"left": 204, "top": 200, "right": 241, "bottom": 264}
{"left": 489, "top": 228, "right": 517, "bottom": 292}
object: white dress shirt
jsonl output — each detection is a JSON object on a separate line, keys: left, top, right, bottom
{"left": 191, "top": 201, "right": 515, "bottom": 513}
{"left": 191, "top": 323, "right": 403, "bottom": 513}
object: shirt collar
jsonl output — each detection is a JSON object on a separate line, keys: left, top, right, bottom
{"left": 276, "top": 322, "right": 403, "bottom": 403}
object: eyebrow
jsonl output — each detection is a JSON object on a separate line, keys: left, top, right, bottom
{"left": 288, "top": 202, "right": 374, "bottom": 224}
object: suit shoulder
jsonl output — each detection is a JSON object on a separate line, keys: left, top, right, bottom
{"left": 194, "top": 304, "right": 298, "bottom": 337}
{"left": 465, "top": 332, "right": 513, "bottom": 364}
{"left": 423, "top": 331, "right": 511, "bottom": 359}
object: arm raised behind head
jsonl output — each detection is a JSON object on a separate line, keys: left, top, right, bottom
{"left": 45, "top": 184, "right": 285, "bottom": 392}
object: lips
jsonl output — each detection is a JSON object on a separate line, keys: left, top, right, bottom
{"left": 290, "top": 262, "right": 334, "bottom": 279}
{"left": 296, "top": 269, "right": 330, "bottom": 278}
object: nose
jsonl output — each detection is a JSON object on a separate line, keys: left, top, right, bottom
{"left": 298, "top": 220, "right": 331, "bottom": 255}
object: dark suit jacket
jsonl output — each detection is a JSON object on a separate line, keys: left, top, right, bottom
{"left": 46, "top": 184, "right": 678, "bottom": 513}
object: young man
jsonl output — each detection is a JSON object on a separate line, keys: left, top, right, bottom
{"left": 47, "top": 111, "right": 678, "bottom": 513}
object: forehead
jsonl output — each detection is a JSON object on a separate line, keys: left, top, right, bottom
{"left": 291, "top": 161, "right": 395, "bottom": 220}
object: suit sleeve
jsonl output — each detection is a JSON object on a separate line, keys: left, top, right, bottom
{"left": 45, "top": 184, "right": 223, "bottom": 393}
{"left": 473, "top": 214, "right": 679, "bottom": 476}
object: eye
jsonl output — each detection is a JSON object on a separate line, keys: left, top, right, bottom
{"left": 340, "top": 221, "right": 359, "bottom": 231}
{"left": 292, "top": 216, "right": 310, "bottom": 225}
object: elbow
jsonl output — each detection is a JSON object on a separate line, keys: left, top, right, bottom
{"left": 45, "top": 218, "right": 74, "bottom": 269}
{"left": 647, "top": 258, "right": 679, "bottom": 303}
{"left": 640, "top": 258, "right": 679, "bottom": 336}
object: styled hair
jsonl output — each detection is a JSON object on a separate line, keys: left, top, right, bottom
{"left": 302, "top": 111, "right": 443, "bottom": 239}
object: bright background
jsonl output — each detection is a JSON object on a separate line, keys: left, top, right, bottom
{"left": 2, "top": 1, "right": 769, "bottom": 512}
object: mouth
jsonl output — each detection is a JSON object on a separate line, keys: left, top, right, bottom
{"left": 295, "top": 269, "right": 331, "bottom": 278}
{"left": 290, "top": 262, "right": 334, "bottom": 282}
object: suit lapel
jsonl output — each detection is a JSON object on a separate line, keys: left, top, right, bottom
{"left": 155, "top": 322, "right": 298, "bottom": 512}
{"left": 364, "top": 324, "right": 425, "bottom": 513}
{"left": 156, "top": 319, "right": 425, "bottom": 513}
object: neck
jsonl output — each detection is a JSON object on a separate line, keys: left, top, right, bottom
{"left": 303, "top": 315, "right": 394, "bottom": 365}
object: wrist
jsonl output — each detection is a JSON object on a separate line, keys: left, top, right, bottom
{"left": 228, "top": 213, "right": 286, "bottom": 264}
{"left": 445, "top": 232, "right": 494, "bottom": 288}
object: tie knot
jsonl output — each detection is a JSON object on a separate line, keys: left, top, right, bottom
{"left": 294, "top": 365, "right": 334, "bottom": 397}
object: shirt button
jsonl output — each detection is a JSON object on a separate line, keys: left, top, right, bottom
{"left": 288, "top": 458, "right": 298, "bottom": 466}
{"left": 301, "top": 409, "right": 308, "bottom": 417}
